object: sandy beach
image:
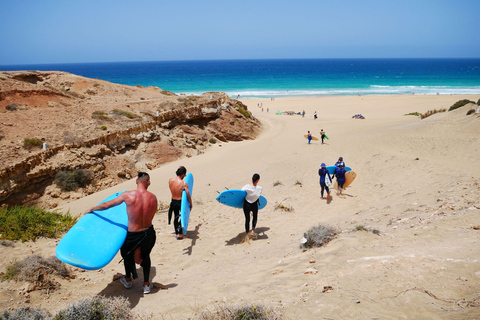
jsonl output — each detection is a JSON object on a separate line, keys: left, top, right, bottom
{"left": 1, "top": 94, "right": 480, "bottom": 319}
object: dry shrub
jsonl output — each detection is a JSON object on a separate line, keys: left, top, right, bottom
{"left": 195, "top": 303, "right": 284, "bottom": 320}
{"left": 55, "top": 295, "right": 135, "bottom": 320}
{"left": 0, "top": 296, "right": 154, "bottom": 320}
{"left": 301, "top": 224, "right": 338, "bottom": 249}
{"left": 0, "top": 306, "right": 52, "bottom": 320}
{"left": 0, "top": 255, "right": 73, "bottom": 292}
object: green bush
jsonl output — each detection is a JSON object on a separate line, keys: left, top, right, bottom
{"left": 91, "top": 110, "right": 109, "bottom": 120}
{"left": 112, "top": 109, "right": 140, "bottom": 119}
{"left": 55, "top": 169, "right": 94, "bottom": 192}
{"left": 448, "top": 99, "right": 475, "bottom": 111}
{"left": 235, "top": 105, "right": 251, "bottom": 118}
{"left": 100, "top": 125, "right": 107, "bottom": 130}
{"left": 466, "top": 109, "right": 475, "bottom": 115}
{"left": 0, "top": 206, "right": 76, "bottom": 242}
{"left": 404, "top": 112, "right": 421, "bottom": 117}
{"left": 23, "top": 138, "right": 43, "bottom": 150}
{"left": 301, "top": 224, "right": 338, "bottom": 249}
{"left": 209, "top": 137, "right": 217, "bottom": 144}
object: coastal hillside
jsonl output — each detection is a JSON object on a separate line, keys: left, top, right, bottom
{"left": 0, "top": 71, "right": 260, "bottom": 208}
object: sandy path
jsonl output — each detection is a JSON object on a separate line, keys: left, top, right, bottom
{"left": 1, "top": 94, "right": 479, "bottom": 319}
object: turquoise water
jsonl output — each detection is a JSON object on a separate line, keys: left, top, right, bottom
{"left": 2, "top": 59, "right": 479, "bottom": 98}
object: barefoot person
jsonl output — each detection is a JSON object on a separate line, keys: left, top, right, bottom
{"left": 84, "top": 172, "right": 157, "bottom": 294}
{"left": 242, "top": 173, "right": 263, "bottom": 237}
{"left": 168, "top": 166, "right": 192, "bottom": 239}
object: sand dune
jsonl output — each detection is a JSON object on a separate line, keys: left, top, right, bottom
{"left": 1, "top": 94, "right": 479, "bottom": 319}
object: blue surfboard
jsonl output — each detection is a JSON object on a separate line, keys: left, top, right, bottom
{"left": 326, "top": 165, "right": 352, "bottom": 175}
{"left": 180, "top": 173, "right": 194, "bottom": 236}
{"left": 56, "top": 191, "right": 128, "bottom": 270}
{"left": 216, "top": 189, "right": 267, "bottom": 210}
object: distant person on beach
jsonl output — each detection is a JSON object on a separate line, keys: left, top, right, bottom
{"left": 313, "top": 111, "right": 318, "bottom": 119}
{"left": 84, "top": 172, "right": 157, "bottom": 294}
{"left": 333, "top": 164, "right": 347, "bottom": 195}
{"left": 318, "top": 163, "right": 332, "bottom": 200}
{"left": 168, "top": 166, "right": 192, "bottom": 240}
{"left": 320, "top": 129, "right": 326, "bottom": 144}
{"left": 307, "top": 131, "right": 312, "bottom": 144}
{"left": 242, "top": 173, "right": 263, "bottom": 238}
{"left": 302, "top": 110, "right": 305, "bottom": 117}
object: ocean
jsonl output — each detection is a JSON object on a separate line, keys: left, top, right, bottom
{"left": 1, "top": 59, "right": 480, "bottom": 98}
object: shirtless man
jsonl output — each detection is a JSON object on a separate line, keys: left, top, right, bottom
{"left": 84, "top": 172, "right": 157, "bottom": 294}
{"left": 168, "top": 166, "right": 192, "bottom": 239}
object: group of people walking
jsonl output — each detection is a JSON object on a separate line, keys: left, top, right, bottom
{"left": 318, "top": 157, "right": 347, "bottom": 199}
{"left": 83, "top": 167, "right": 263, "bottom": 294}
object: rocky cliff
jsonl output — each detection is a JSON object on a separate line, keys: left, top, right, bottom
{"left": 0, "top": 71, "right": 261, "bottom": 208}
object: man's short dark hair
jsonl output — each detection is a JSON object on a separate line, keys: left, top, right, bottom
{"left": 252, "top": 173, "right": 260, "bottom": 183}
{"left": 137, "top": 172, "right": 150, "bottom": 182}
{"left": 176, "top": 166, "right": 187, "bottom": 177}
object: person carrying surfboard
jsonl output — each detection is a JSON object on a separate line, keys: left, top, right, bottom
{"left": 168, "top": 166, "right": 192, "bottom": 240}
{"left": 84, "top": 172, "right": 158, "bottom": 294}
{"left": 318, "top": 163, "right": 332, "bottom": 200}
{"left": 320, "top": 129, "right": 326, "bottom": 144}
{"left": 333, "top": 164, "right": 347, "bottom": 195}
{"left": 307, "top": 131, "right": 312, "bottom": 144}
{"left": 241, "top": 173, "right": 263, "bottom": 238}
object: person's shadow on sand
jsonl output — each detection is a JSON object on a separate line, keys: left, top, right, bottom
{"left": 183, "top": 223, "right": 202, "bottom": 256}
{"left": 225, "top": 227, "right": 270, "bottom": 245}
{"left": 98, "top": 267, "right": 177, "bottom": 308}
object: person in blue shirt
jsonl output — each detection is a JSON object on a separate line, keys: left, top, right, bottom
{"left": 318, "top": 163, "right": 332, "bottom": 200}
{"left": 307, "top": 131, "right": 312, "bottom": 144}
{"left": 333, "top": 164, "right": 347, "bottom": 195}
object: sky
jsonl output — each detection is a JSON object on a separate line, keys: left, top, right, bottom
{"left": 1, "top": 0, "right": 479, "bottom": 65}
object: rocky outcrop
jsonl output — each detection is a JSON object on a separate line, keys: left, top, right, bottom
{"left": 0, "top": 71, "right": 260, "bottom": 207}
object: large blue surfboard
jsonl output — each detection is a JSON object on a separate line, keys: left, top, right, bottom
{"left": 180, "top": 173, "right": 194, "bottom": 236}
{"left": 56, "top": 191, "right": 128, "bottom": 270}
{"left": 326, "top": 165, "right": 352, "bottom": 175}
{"left": 216, "top": 189, "right": 267, "bottom": 210}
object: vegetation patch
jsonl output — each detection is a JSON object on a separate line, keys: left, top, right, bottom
{"left": 420, "top": 108, "right": 446, "bottom": 119}
{"left": 448, "top": 99, "right": 475, "bottom": 112}
{"left": 0, "top": 205, "right": 76, "bottom": 242}
{"left": 100, "top": 125, "right": 107, "bottom": 130}
{"left": 301, "top": 224, "right": 339, "bottom": 249}
{"left": 23, "top": 138, "right": 43, "bottom": 150}
{"left": 235, "top": 105, "right": 251, "bottom": 118}
{"left": 404, "top": 112, "right": 421, "bottom": 117}
{"left": 55, "top": 169, "right": 94, "bottom": 192}
{"left": 91, "top": 110, "right": 109, "bottom": 120}
{"left": 466, "top": 109, "right": 476, "bottom": 115}
{"left": 273, "top": 180, "right": 282, "bottom": 187}
{"left": 194, "top": 303, "right": 284, "bottom": 320}
{"left": 0, "top": 295, "right": 143, "bottom": 320}
{"left": 354, "top": 225, "right": 381, "bottom": 235}
{"left": 274, "top": 203, "right": 294, "bottom": 212}
{"left": 112, "top": 109, "right": 140, "bottom": 119}
{"left": 0, "top": 255, "right": 73, "bottom": 293}
{"left": 209, "top": 137, "right": 217, "bottom": 144}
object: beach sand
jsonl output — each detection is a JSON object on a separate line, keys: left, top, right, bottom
{"left": 1, "top": 94, "right": 480, "bottom": 319}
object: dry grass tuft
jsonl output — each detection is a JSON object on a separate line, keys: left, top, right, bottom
{"left": 194, "top": 302, "right": 284, "bottom": 320}
{"left": 0, "top": 255, "right": 73, "bottom": 293}
{"left": 301, "top": 224, "right": 339, "bottom": 249}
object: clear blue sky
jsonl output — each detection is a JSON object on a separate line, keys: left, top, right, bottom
{"left": 1, "top": 0, "right": 479, "bottom": 65}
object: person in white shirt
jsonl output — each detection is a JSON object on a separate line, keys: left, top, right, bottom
{"left": 241, "top": 173, "right": 262, "bottom": 237}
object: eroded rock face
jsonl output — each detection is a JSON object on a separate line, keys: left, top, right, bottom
{"left": 0, "top": 71, "right": 260, "bottom": 208}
